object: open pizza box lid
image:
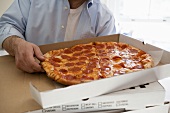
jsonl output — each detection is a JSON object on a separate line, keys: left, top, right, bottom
{"left": 30, "top": 34, "right": 170, "bottom": 109}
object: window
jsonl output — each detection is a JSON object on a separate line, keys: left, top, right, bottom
{"left": 101, "top": 0, "right": 170, "bottom": 51}
{"left": 102, "top": 0, "right": 170, "bottom": 21}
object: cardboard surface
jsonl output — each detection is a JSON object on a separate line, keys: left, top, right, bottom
{"left": 0, "top": 55, "right": 56, "bottom": 112}
{"left": 0, "top": 34, "right": 170, "bottom": 113}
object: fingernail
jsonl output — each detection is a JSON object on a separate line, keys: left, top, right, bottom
{"left": 40, "top": 56, "right": 45, "bottom": 60}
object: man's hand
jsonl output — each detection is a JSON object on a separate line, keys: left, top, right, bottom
{"left": 2, "top": 36, "right": 45, "bottom": 73}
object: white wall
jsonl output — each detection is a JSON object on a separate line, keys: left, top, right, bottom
{"left": 0, "top": 0, "right": 13, "bottom": 16}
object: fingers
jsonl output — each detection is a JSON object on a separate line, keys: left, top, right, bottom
{"left": 32, "top": 44, "right": 45, "bottom": 61}
{"left": 14, "top": 41, "right": 45, "bottom": 73}
{"left": 16, "top": 60, "right": 42, "bottom": 73}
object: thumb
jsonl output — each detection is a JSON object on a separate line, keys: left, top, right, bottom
{"left": 32, "top": 44, "right": 45, "bottom": 61}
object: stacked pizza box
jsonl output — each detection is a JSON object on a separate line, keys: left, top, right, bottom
{"left": 28, "top": 81, "right": 169, "bottom": 113}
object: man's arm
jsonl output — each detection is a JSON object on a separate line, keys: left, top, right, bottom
{"left": 0, "top": 0, "right": 45, "bottom": 73}
{"left": 2, "top": 36, "right": 45, "bottom": 73}
{"left": 0, "top": 0, "right": 30, "bottom": 49}
{"left": 96, "top": 14, "right": 118, "bottom": 36}
{"left": 91, "top": 3, "right": 120, "bottom": 37}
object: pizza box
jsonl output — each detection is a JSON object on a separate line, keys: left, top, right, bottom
{"left": 86, "top": 104, "right": 170, "bottom": 113}
{"left": 0, "top": 34, "right": 170, "bottom": 113}
{"left": 30, "top": 34, "right": 170, "bottom": 108}
{"left": 26, "top": 82, "right": 165, "bottom": 113}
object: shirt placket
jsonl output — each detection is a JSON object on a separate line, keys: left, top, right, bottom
{"left": 58, "top": 0, "right": 70, "bottom": 42}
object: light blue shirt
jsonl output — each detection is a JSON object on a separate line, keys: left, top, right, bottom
{"left": 0, "top": 0, "right": 117, "bottom": 49}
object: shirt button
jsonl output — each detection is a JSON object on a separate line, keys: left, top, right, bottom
{"left": 61, "top": 25, "right": 65, "bottom": 29}
{"left": 64, "top": 7, "right": 68, "bottom": 10}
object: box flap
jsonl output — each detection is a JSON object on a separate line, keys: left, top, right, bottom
{"left": 30, "top": 64, "right": 170, "bottom": 108}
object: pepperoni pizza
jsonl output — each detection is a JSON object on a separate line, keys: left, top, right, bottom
{"left": 41, "top": 42, "right": 154, "bottom": 85}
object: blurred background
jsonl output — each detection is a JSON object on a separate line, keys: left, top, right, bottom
{"left": 100, "top": 0, "right": 170, "bottom": 51}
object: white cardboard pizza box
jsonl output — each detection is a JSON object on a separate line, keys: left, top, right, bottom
{"left": 27, "top": 82, "right": 165, "bottom": 113}
{"left": 81, "top": 104, "right": 170, "bottom": 113}
{"left": 1, "top": 34, "right": 170, "bottom": 113}
{"left": 30, "top": 34, "right": 170, "bottom": 109}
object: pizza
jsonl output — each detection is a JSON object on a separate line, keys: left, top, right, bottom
{"left": 41, "top": 42, "right": 154, "bottom": 85}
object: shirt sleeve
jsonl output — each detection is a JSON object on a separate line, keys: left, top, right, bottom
{"left": 0, "top": 0, "right": 30, "bottom": 49}
{"left": 96, "top": 15, "right": 116, "bottom": 37}
{"left": 93, "top": 2, "right": 120, "bottom": 37}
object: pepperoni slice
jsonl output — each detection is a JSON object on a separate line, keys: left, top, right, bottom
{"left": 62, "top": 75, "right": 77, "bottom": 80}
{"left": 100, "top": 58, "right": 109, "bottom": 62}
{"left": 106, "top": 46, "right": 115, "bottom": 49}
{"left": 118, "top": 62, "right": 125, "bottom": 68}
{"left": 65, "top": 63, "right": 75, "bottom": 67}
{"left": 112, "top": 56, "right": 121, "bottom": 59}
{"left": 87, "top": 62, "right": 96, "bottom": 68}
{"left": 95, "top": 44, "right": 105, "bottom": 49}
{"left": 73, "top": 46, "right": 83, "bottom": 51}
{"left": 64, "top": 49, "right": 73, "bottom": 54}
{"left": 73, "top": 52, "right": 82, "bottom": 56}
{"left": 97, "top": 53, "right": 107, "bottom": 56}
{"left": 90, "top": 58, "right": 99, "bottom": 62}
{"left": 83, "top": 45, "right": 93, "bottom": 49}
{"left": 108, "top": 50, "right": 115, "bottom": 53}
{"left": 121, "top": 44, "right": 128, "bottom": 49}
{"left": 129, "top": 49, "right": 138, "bottom": 53}
{"left": 83, "top": 50, "right": 91, "bottom": 54}
{"left": 113, "top": 64, "right": 123, "bottom": 69}
{"left": 79, "top": 56, "right": 88, "bottom": 60}
{"left": 50, "top": 61, "right": 60, "bottom": 67}
{"left": 53, "top": 63, "right": 60, "bottom": 67}
{"left": 52, "top": 57, "right": 62, "bottom": 62}
{"left": 112, "top": 56, "right": 122, "bottom": 62}
{"left": 69, "top": 56, "right": 78, "bottom": 61}
{"left": 85, "top": 53, "right": 95, "bottom": 57}
{"left": 61, "top": 55, "right": 71, "bottom": 59}
{"left": 97, "top": 50, "right": 105, "bottom": 53}
{"left": 70, "top": 67, "right": 81, "bottom": 72}
{"left": 59, "top": 69, "right": 68, "bottom": 74}
{"left": 83, "top": 69, "right": 93, "bottom": 74}
{"left": 76, "top": 61, "right": 86, "bottom": 65}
